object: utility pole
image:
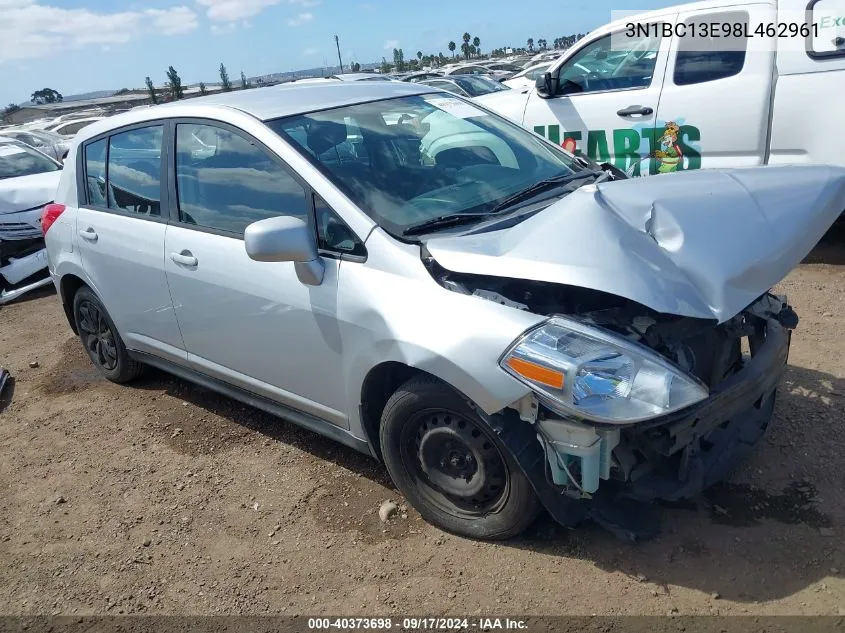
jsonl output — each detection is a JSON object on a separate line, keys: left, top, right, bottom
{"left": 335, "top": 34, "right": 344, "bottom": 74}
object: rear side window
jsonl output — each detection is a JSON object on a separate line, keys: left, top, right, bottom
{"left": 808, "top": 0, "right": 845, "bottom": 58}
{"left": 673, "top": 11, "right": 748, "bottom": 85}
{"left": 107, "top": 126, "right": 163, "bottom": 216}
{"left": 174, "top": 123, "right": 308, "bottom": 235}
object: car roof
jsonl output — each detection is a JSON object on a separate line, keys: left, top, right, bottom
{"left": 74, "top": 82, "right": 439, "bottom": 143}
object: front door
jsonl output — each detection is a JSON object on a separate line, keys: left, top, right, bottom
{"left": 162, "top": 121, "right": 349, "bottom": 427}
{"left": 522, "top": 20, "right": 675, "bottom": 176}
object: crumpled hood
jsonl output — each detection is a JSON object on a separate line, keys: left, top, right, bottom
{"left": 0, "top": 171, "right": 61, "bottom": 215}
{"left": 426, "top": 165, "right": 845, "bottom": 323}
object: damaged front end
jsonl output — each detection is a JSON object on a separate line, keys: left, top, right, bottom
{"left": 0, "top": 208, "right": 52, "bottom": 305}
{"left": 430, "top": 263, "right": 797, "bottom": 539}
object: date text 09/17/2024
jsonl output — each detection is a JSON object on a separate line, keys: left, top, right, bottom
{"left": 307, "top": 617, "right": 529, "bottom": 630}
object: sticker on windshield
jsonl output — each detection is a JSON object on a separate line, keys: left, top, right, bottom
{"left": 424, "top": 96, "right": 488, "bottom": 119}
{"left": 0, "top": 146, "right": 27, "bottom": 157}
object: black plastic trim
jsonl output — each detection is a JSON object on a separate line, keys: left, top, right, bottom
{"left": 128, "top": 350, "right": 377, "bottom": 458}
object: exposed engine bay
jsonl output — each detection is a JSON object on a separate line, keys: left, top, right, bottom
{"left": 425, "top": 257, "right": 797, "bottom": 536}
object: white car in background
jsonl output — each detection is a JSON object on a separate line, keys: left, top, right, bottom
{"left": 1, "top": 129, "right": 69, "bottom": 162}
{"left": 0, "top": 137, "right": 62, "bottom": 304}
{"left": 443, "top": 64, "right": 511, "bottom": 81}
{"left": 503, "top": 62, "right": 555, "bottom": 90}
{"left": 43, "top": 116, "right": 105, "bottom": 138}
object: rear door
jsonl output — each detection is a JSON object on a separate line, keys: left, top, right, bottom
{"left": 75, "top": 123, "right": 186, "bottom": 363}
{"left": 654, "top": 6, "right": 775, "bottom": 170}
{"left": 522, "top": 20, "right": 674, "bottom": 175}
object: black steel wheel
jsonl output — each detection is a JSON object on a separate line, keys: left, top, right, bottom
{"left": 72, "top": 286, "right": 143, "bottom": 383}
{"left": 380, "top": 376, "right": 540, "bottom": 540}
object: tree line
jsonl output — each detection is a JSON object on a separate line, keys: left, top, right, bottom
{"left": 144, "top": 63, "right": 255, "bottom": 104}
{"left": 380, "top": 31, "right": 587, "bottom": 74}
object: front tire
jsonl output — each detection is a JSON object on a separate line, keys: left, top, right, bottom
{"left": 379, "top": 376, "right": 540, "bottom": 540}
{"left": 73, "top": 286, "right": 143, "bottom": 384}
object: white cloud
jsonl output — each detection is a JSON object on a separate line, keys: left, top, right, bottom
{"left": 290, "top": 0, "right": 321, "bottom": 6}
{"left": 0, "top": 0, "right": 198, "bottom": 64}
{"left": 383, "top": 39, "right": 399, "bottom": 50}
{"left": 148, "top": 7, "right": 199, "bottom": 35}
{"left": 360, "top": 2, "right": 375, "bottom": 11}
{"left": 196, "top": 0, "right": 280, "bottom": 22}
{"left": 302, "top": 47, "right": 319, "bottom": 56}
{"left": 287, "top": 11, "right": 312, "bottom": 26}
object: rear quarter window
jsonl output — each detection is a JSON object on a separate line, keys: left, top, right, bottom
{"left": 673, "top": 11, "right": 749, "bottom": 85}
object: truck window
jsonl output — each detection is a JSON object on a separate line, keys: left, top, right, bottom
{"left": 556, "top": 31, "right": 661, "bottom": 95}
{"left": 808, "top": 0, "right": 845, "bottom": 59}
{"left": 673, "top": 11, "right": 748, "bottom": 85}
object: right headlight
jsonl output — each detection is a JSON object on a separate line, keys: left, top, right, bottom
{"left": 500, "top": 316, "right": 709, "bottom": 424}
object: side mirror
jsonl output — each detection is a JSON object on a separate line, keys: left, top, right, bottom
{"left": 244, "top": 216, "right": 324, "bottom": 286}
{"left": 535, "top": 72, "right": 555, "bottom": 98}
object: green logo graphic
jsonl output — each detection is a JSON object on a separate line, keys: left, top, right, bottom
{"left": 534, "top": 121, "right": 702, "bottom": 176}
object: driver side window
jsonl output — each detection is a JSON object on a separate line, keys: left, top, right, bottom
{"left": 557, "top": 30, "right": 661, "bottom": 95}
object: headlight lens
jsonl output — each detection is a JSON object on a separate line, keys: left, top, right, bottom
{"left": 500, "top": 317, "right": 709, "bottom": 424}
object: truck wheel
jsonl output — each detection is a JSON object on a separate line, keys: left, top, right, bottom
{"left": 73, "top": 286, "right": 143, "bottom": 384}
{"left": 379, "top": 376, "right": 540, "bottom": 540}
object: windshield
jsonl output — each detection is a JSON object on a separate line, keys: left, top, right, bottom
{"left": 0, "top": 141, "right": 60, "bottom": 180}
{"left": 268, "top": 94, "right": 580, "bottom": 235}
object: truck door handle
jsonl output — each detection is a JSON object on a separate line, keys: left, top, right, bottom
{"left": 170, "top": 251, "right": 198, "bottom": 267}
{"left": 617, "top": 105, "right": 653, "bottom": 117}
{"left": 78, "top": 228, "right": 98, "bottom": 242}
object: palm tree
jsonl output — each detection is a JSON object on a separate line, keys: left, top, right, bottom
{"left": 448, "top": 41, "right": 456, "bottom": 58}
{"left": 461, "top": 42, "right": 470, "bottom": 59}
{"left": 472, "top": 36, "right": 481, "bottom": 57}
{"left": 462, "top": 31, "right": 471, "bottom": 57}
{"left": 527, "top": 37, "right": 534, "bottom": 51}
{"left": 417, "top": 51, "right": 423, "bottom": 63}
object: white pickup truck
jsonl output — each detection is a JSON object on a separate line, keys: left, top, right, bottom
{"left": 475, "top": 0, "right": 845, "bottom": 178}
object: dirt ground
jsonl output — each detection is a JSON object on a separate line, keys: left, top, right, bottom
{"left": 2, "top": 229, "right": 845, "bottom": 618}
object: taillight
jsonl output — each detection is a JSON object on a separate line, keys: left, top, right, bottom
{"left": 41, "top": 203, "right": 66, "bottom": 236}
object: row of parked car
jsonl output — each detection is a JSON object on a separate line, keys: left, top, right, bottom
{"left": 284, "top": 54, "right": 566, "bottom": 99}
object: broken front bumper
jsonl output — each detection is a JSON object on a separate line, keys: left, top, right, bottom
{"left": 0, "top": 244, "right": 51, "bottom": 305}
{"left": 491, "top": 318, "right": 790, "bottom": 539}
{"left": 622, "top": 318, "right": 789, "bottom": 502}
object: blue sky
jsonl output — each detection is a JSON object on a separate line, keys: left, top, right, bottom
{"left": 1, "top": 0, "right": 678, "bottom": 105}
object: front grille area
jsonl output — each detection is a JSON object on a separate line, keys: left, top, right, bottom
{"left": 0, "top": 223, "right": 42, "bottom": 241}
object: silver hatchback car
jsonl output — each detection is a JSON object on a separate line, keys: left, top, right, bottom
{"left": 44, "top": 82, "right": 845, "bottom": 540}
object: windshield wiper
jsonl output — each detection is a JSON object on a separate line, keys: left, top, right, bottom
{"left": 402, "top": 213, "right": 491, "bottom": 236}
{"left": 488, "top": 169, "right": 604, "bottom": 214}
{"left": 401, "top": 169, "right": 608, "bottom": 237}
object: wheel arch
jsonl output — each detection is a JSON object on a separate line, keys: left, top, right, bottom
{"left": 58, "top": 273, "right": 88, "bottom": 334}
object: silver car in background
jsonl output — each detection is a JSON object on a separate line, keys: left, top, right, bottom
{"left": 1, "top": 128, "right": 70, "bottom": 162}
{"left": 44, "top": 82, "right": 845, "bottom": 540}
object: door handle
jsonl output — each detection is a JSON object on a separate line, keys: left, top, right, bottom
{"left": 78, "top": 228, "right": 98, "bottom": 242}
{"left": 617, "top": 105, "right": 653, "bottom": 117}
{"left": 170, "top": 251, "right": 198, "bottom": 267}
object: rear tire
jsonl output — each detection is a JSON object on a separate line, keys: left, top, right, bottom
{"left": 379, "top": 375, "right": 540, "bottom": 540}
{"left": 72, "top": 286, "right": 143, "bottom": 384}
